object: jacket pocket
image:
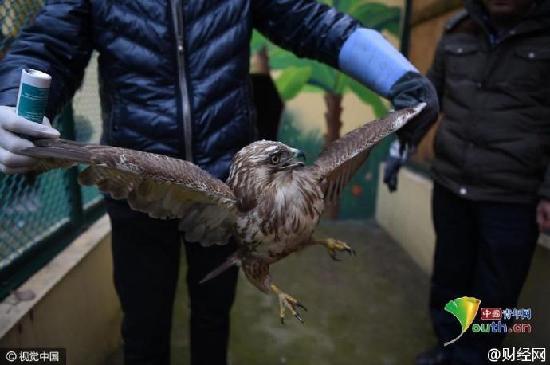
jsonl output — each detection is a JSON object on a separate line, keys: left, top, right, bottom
{"left": 444, "top": 44, "right": 480, "bottom": 78}
{"left": 508, "top": 46, "right": 550, "bottom": 89}
{"left": 515, "top": 47, "right": 550, "bottom": 61}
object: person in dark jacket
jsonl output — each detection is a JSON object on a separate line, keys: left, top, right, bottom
{"left": 385, "top": 0, "right": 550, "bottom": 364}
{"left": 0, "top": 1, "right": 438, "bottom": 364}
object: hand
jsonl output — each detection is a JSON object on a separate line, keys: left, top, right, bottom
{"left": 0, "top": 105, "right": 59, "bottom": 174}
{"left": 389, "top": 72, "right": 439, "bottom": 148}
{"left": 383, "top": 139, "right": 409, "bottom": 192}
{"left": 536, "top": 199, "right": 550, "bottom": 232}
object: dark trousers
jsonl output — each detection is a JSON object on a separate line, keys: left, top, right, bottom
{"left": 430, "top": 183, "right": 538, "bottom": 365}
{"left": 105, "top": 198, "right": 239, "bottom": 365}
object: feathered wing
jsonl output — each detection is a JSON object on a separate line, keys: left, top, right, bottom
{"left": 23, "top": 139, "right": 238, "bottom": 246}
{"left": 309, "top": 103, "right": 426, "bottom": 205}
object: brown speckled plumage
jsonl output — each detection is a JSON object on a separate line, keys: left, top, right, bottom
{"left": 23, "top": 104, "right": 425, "bottom": 321}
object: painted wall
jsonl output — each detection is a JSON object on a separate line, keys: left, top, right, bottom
{"left": 252, "top": 0, "right": 407, "bottom": 219}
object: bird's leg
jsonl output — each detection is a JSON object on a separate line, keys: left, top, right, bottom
{"left": 270, "top": 283, "right": 307, "bottom": 324}
{"left": 312, "top": 238, "right": 356, "bottom": 261}
{"left": 242, "top": 255, "right": 307, "bottom": 324}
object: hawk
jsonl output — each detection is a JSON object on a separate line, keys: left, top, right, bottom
{"left": 22, "top": 103, "right": 425, "bottom": 323}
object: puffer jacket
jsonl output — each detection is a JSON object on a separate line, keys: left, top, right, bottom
{"left": 428, "top": 0, "right": 550, "bottom": 203}
{"left": 0, "top": 0, "right": 358, "bottom": 180}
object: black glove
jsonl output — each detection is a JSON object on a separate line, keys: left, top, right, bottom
{"left": 383, "top": 139, "right": 409, "bottom": 192}
{"left": 389, "top": 71, "right": 439, "bottom": 148}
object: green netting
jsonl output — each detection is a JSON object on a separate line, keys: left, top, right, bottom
{"left": 0, "top": 1, "right": 102, "bottom": 272}
{"left": 0, "top": 114, "right": 71, "bottom": 270}
{"left": 0, "top": 0, "right": 43, "bottom": 54}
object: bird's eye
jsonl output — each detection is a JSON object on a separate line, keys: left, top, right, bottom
{"left": 270, "top": 154, "right": 280, "bottom": 164}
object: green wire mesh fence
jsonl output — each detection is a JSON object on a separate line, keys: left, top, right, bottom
{"left": 0, "top": 0, "right": 43, "bottom": 54}
{"left": 0, "top": 1, "right": 104, "bottom": 298}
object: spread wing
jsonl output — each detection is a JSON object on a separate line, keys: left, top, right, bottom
{"left": 309, "top": 104, "right": 425, "bottom": 204}
{"left": 23, "top": 139, "right": 237, "bottom": 246}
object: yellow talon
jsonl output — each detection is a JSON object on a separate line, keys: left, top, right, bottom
{"left": 324, "top": 238, "right": 356, "bottom": 261}
{"left": 271, "top": 284, "right": 307, "bottom": 324}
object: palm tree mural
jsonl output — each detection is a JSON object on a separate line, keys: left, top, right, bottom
{"left": 251, "top": 0, "right": 404, "bottom": 218}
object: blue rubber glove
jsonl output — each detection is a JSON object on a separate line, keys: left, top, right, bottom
{"left": 339, "top": 28, "right": 439, "bottom": 148}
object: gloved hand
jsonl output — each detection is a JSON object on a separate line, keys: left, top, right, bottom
{"left": 383, "top": 139, "right": 409, "bottom": 192}
{"left": 389, "top": 71, "right": 439, "bottom": 148}
{"left": 338, "top": 28, "right": 439, "bottom": 149}
{"left": 0, "top": 105, "right": 60, "bottom": 174}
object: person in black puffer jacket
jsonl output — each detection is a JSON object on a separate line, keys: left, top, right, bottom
{"left": 0, "top": 1, "right": 438, "bottom": 364}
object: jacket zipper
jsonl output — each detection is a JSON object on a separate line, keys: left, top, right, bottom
{"left": 170, "top": 0, "right": 193, "bottom": 161}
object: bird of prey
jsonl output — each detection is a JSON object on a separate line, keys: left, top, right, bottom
{"left": 22, "top": 103, "right": 425, "bottom": 323}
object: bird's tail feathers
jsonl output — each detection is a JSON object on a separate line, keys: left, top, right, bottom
{"left": 199, "top": 253, "right": 241, "bottom": 284}
{"left": 22, "top": 138, "right": 93, "bottom": 163}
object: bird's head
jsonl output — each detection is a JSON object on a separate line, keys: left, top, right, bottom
{"left": 230, "top": 140, "right": 305, "bottom": 177}
{"left": 227, "top": 140, "right": 306, "bottom": 206}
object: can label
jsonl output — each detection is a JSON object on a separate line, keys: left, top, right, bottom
{"left": 17, "top": 83, "right": 50, "bottom": 123}
{"left": 16, "top": 69, "right": 52, "bottom": 124}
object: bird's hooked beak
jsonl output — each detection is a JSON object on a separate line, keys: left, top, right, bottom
{"left": 295, "top": 149, "right": 306, "bottom": 162}
{"left": 286, "top": 148, "right": 305, "bottom": 169}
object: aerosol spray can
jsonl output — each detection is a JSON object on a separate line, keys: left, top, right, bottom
{"left": 16, "top": 68, "right": 51, "bottom": 124}
{"left": 16, "top": 69, "right": 52, "bottom": 185}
